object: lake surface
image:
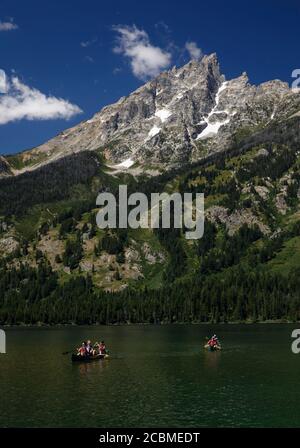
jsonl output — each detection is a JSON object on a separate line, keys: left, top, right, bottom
{"left": 0, "top": 324, "right": 300, "bottom": 428}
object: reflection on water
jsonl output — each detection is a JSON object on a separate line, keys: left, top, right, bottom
{"left": 76, "top": 359, "right": 110, "bottom": 376}
{"left": 0, "top": 324, "right": 300, "bottom": 427}
{"left": 203, "top": 350, "right": 221, "bottom": 369}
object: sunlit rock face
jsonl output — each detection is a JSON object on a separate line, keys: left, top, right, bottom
{"left": 2, "top": 53, "right": 300, "bottom": 177}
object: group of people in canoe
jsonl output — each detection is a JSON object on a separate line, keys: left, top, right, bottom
{"left": 77, "top": 340, "right": 107, "bottom": 357}
{"left": 204, "top": 334, "right": 221, "bottom": 351}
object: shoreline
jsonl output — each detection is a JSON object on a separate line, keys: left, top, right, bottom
{"left": 2, "top": 319, "right": 299, "bottom": 329}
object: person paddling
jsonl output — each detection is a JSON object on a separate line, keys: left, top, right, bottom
{"left": 92, "top": 341, "right": 100, "bottom": 356}
{"left": 99, "top": 341, "right": 106, "bottom": 355}
{"left": 77, "top": 342, "right": 87, "bottom": 357}
{"left": 86, "top": 340, "right": 93, "bottom": 356}
{"left": 210, "top": 334, "right": 219, "bottom": 346}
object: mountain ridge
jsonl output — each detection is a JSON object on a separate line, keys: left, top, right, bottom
{"left": 1, "top": 53, "right": 299, "bottom": 178}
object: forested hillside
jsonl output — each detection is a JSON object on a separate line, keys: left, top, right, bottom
{"left": 1, "top": 122, "right": 300, "bottom": 324}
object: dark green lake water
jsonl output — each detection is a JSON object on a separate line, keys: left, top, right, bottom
{"left": 0, "top": 324, "right": 300, "bottom": 427}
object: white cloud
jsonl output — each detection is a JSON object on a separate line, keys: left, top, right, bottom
{"left": 113, "top": 25, "right": 171, "bottom": 80}
{"left": 0, "top": 71, "right": 82, "bottom": 125}
{"left": 185, "top": 41, "right": 203, "bottom": 60}
{"left": 0, "top": 69, "right": 8, "bottom": 93}
{"left": 0, "top": 19, "right": 18, "bottom": 31}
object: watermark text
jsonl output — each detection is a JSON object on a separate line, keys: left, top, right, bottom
{"left": 96, "top": 185, "right": 204, "bottom": 239}
{"left": 0, "top": 329, "right": 6, "bottom": 354}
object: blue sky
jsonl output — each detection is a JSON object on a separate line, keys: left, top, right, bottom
{"left": 0, "top": 0, "right": 299, "bottom": 155}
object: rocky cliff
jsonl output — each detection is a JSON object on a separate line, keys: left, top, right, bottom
{"left": 2, "top": 53, "right": 300, "bottom": 177}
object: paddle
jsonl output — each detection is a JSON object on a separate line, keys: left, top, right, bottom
{"left": 62, "top": 350, "right": 74, "bottom": 355}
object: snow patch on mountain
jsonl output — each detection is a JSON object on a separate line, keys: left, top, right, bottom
{"left": 155, "top": 108, "right": 172, "bottom": 122}
{"left": 148, "top": 125, "right": 161, "bottom": 138}
{"left": 116, "top": 158, "right": 135, "bottom": 169}
{"left": 197, "top": 118, "right": 230, "bottom": 139}
{"left": 197, "top": 81, "right": 231, "bottom": 140}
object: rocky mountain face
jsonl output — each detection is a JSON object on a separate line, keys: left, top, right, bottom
{"left": 2, "top": 53, "right": 300, "bottom": 178}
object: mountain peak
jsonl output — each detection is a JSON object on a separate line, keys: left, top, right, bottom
{"left": 172, "top": 52, "right": 220, "bottom": 75}
{"left": 2, "top": 53, "right": 300, "bottom": 178}
{"left": 202, "top": 52, "right": 219, "bottom": 65}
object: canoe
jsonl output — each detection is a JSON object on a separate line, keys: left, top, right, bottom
{"left": 204, "top": 344, "right": 221, "bottom": 352}
{"left": 71, "top": 353, "right": 106, "bottom": 363}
